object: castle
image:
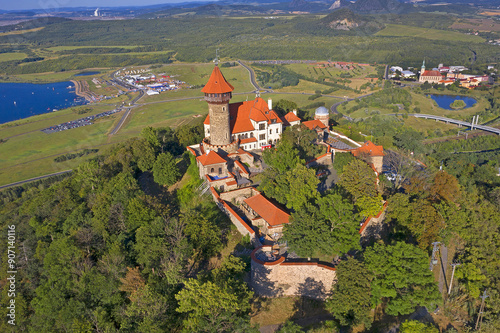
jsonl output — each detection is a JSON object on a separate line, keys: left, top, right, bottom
{"left": 187, "top": 64, "right": 386, "bottom": 300}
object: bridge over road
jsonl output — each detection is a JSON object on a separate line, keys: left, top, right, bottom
{"left": 402, "top": 114, "right": 500, "bottom": 135}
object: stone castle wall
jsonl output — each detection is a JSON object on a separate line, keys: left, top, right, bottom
{"left": 251, "top": 248, "right": 337, "bottom": 300}
{"left": 210, "top": 188, "right": 256, "bottom": 238}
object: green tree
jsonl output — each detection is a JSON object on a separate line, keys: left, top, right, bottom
{"left": 260, "top": 163, "right": 318, "bottom": 211}
{"left": 339, "top": 159, "right": 378, "bottom": 201}
{"left": 400, "top": 320, "right": 438, "bottom": 333}
{"left": 326, "top": 258, "right": 372, "bottom": 329}
{"left": 333, "top": 152, "right": 355, "bottom": 174}
{"left": 273, "top": 99, "right": 298, "bottom": 117}
{"left": 184, "top": 214, "right": 222, "bottom": 260}
{"left": 282, "top": 164, "right": 319, "bottom": 211}
{"left": 284, "top": 193, "right": 359, "bottom": 257}
{"left": 153, "top": 152, "right": 180, "bottom": 186}
{"left": 364, "top": 242, "right": 441, "bottom": 316}
{"left": 277, "top": 320, "right": 303, "bottom": 333}
{"left": 393, "top": 129, "right": 424, "bottom": 154}
{"left": 176, "top": 256, "right": 255, "bottom": 332}
{"left": 356, "top": 195, "right": 383, "bottom": 218}
{"left": 281, "top": 124, "right": 322, "bottom": 162}
{"left": 131, "top": 138, "right": 156, "bottom": 172}
{"left": 141, "top": 126, "right": 160, "bottom": 148}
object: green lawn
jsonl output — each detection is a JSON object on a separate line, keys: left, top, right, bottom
{"left": 0, "top": 69, "right": 115, "bottom": 83}
{"left": 0, "top": 119, "right": 122, "bottom": 185}
{"left": 0, "top": 104, "right": 118, "bottom": 139}
{"left": 0, "top": 52, "right": 27, "bottom": 62}
{"left": 46, "top": 45, "right": 140, "bottom": 51}
{"left": 376, "top": 24, "right": 485, "bottom": 43}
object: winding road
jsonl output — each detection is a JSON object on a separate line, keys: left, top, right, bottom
{"left": 237, "top": 60, "right": 261, "bottom": 92}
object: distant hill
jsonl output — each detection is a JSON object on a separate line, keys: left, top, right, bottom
{"left": 320, "top": 8, "right": 385, "bottom": 31}
{"left": 0, "top": 17, "right": 70, "bottom": 33}
{"left": 329, "top": 0, "right": 351, "bottom": 10}
{"left": 348, "top": 0, "right": 414, "bottom": 14}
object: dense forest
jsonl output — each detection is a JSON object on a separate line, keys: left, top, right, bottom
{"left": 0, "top": 108, "right": 499, "bottom": 331}
{"left": 0, "top": 122, "right": 265, "bottom": 332}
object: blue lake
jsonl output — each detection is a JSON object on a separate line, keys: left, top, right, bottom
{"left": 428, "top": 94, "right": 477, "bottom": 110}
{"left": 74, "top": 71, "right": 100, "bottom": 76}
{"left": 0, "top": 81, "right": 87, "bottom": 124}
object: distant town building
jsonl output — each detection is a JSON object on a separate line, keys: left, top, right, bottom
{"left": 94, "top": 8, "right": 100, "bottom": 17}
{"left": 419, "top": 60, "right": 443, "bottom": 84}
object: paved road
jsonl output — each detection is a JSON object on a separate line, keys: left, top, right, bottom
{"left": 0, "top": 170, "right": 73, "bottom": 190}
{"left": 108, "top": 68, "right": 145, "bottom": 136}
{"left": 109, "top": 108, "right": 132, "bottom": 136}
{"left": 238, "top": 60, "right": 261, "bottom": 91}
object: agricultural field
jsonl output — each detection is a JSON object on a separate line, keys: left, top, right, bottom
{"left": 375, "top": 24, "right": 485, "bottom": 42}
{"left": 450, "top": 18, "right": 500, "bottom": 33}
{"left": 0, "top": 52, "right": 27, "bottom": 62}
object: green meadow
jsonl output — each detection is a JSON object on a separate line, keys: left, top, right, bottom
{"left": 375, "top": 24, "right": 485, "bottom": 43}
{"left": 0, "top": 52, "right": 27, "bottom": 62}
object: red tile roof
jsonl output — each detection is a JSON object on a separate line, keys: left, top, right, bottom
{"left": 303, "top": 119, "right": 327, "bottom": 130}
{"left": 240, "top": 137, "right": 257, "bottom": 144}
{"left": 351, "top": 141, "right": 385, "bottom": 157}
{"left": 284, "top": 111, "right": 301, "bottom": 123}
{"left": 201, "top": 66, "right": 234, "bottom": 94}
{"left": 205, "top": 97, "right": 283, "bottom": 134}
{"left": 244, "top": 194, "right": 290, "bottom": 227}
{"left": 196, "top": 150, "right": 226, "bottom": 166}
{"left": 421, "top": 70, "right": 443, "bottom": 77}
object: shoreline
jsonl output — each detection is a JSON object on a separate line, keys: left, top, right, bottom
{"left": 70, "top": 79, "right": 97, "bottom": 102}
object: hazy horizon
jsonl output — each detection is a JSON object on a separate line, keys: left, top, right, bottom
{"left": 0, "top": 0, "right": 202, "bottom": 11}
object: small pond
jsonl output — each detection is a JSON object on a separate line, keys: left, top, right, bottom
{"left": 428, "top": 94, "right": 477, "bottom": 110}
{"left": 74, "top": 71, "right": 100, "bottom": 76}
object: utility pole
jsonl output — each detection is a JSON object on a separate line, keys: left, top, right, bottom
{"left": 448, "top": 262, "right": 461, "bottom": 295}
{"left": 475, "top": 289, "right": 488, "bottom": 330}
{"left": 430, "top": 242, "right": 441, "bottom": 271}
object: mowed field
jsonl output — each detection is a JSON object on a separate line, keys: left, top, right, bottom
{"left": 450, "top": 18, "right": 500, "bottom": 33}
{"left": 0, "top": 52, "right": 27, "bottom": 62}
{"left": 376, "top": 24, "right": 485, "bottom": 42}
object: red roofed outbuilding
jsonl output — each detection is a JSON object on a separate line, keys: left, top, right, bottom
{"left": 196, "top": 150, "right": 228, "bottom": 179}
{"left": 243, "top": 193, "right": 290, "bottom": 236}
{"left": 351, "top": 141, "right": 385, "bottom": 173}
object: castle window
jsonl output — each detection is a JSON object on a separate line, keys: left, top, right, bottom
{"left": 269, "top": 129, "right": 272, "bottom": 134}
{"left": 259, "top": 134, "right": 265, "bottom": 141}
{"left": 259, "top": 123, "right": 265, "bottom": 130}
{"left": 250, "top": 132, "right": 254, "bottom": 138}
{"left": 218, "top": 168, "right": 222, "bottom": 175}
{"left": 211, "top": 168, "right": 214, "bottom": 173}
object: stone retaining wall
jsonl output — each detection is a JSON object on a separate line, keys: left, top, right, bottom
{"left": 251, "top": 248, "right": 336, "bottom": 300}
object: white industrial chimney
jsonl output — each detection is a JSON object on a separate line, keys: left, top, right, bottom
{"left": 268, "top": 98, "right": 272, "bottom": 111}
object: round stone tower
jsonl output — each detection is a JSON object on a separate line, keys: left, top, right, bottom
{"left": 315, "top": 106, "right": 329, "bottom": 128}
{"left": 202, "top": 65, "right": 234, "bottom": 146}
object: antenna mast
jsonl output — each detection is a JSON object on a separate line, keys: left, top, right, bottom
{"left": 214, "top": 48, "right": 220, "bottom": 66}
{"left": 475, "top": 289, "right": 489, "bottom": 330}
{"left": 430, "top": 242, "right": 441, "bottom": 271}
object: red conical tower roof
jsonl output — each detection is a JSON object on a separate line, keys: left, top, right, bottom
{"left": 201, "top": 65, "right": 234, "bottom": 94}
